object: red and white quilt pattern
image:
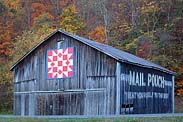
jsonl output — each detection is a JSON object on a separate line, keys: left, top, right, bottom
{"left": 47, "top": 47, "right": 73, "bottom": 79}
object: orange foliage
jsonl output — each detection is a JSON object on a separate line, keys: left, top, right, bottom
{"left": 89, "top": 26, "right": 106, "bottom": 43}
{"left": 176, "top": 81, "right": 183, "bottom": 86}
{"left": 0, "top": 4, "right": 13, "bottom": 62}
{"left": 31, "top": 2, "right": 54, "bottom": 26}
{"left": 137, "top": 40, "right": 151, "bottom": 59}
{"left": 178, "top": 65, "right": 183, "bottom": 72}
{"left": 2, "top": 0, "right": 20, "bottom": 10}
{"left": 60, "top": 0, "right": 69, "bottom": 6}
{"left": 177, "top": 88, "right": 183, "bottom": 96}
{"left": 0, "top": 26, "right": 12, "bottom": 62}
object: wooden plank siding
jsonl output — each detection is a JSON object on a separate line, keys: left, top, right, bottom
{"left": 13, "top": 33, "right": 117, "bottom": 116}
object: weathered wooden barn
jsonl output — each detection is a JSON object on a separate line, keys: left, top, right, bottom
{"left": 10, "top": 29, "right": 175, "bottom": 116}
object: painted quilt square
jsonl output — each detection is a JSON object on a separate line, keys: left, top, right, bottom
{"left": 47, "top": 47, "right": 73, "bottom": 79}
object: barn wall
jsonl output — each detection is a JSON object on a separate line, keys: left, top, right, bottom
{"left": 120, "top": 63, "right": 173, "bottom": 114}
{"left": 14, "top": 32, "right": 117, "bottom": 116}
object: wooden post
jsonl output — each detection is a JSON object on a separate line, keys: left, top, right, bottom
{"left": 172, "top": 75, "right": 175, "bottom": 113}
{"left": 116, "top": 62, "right": 121, "bottom": 115}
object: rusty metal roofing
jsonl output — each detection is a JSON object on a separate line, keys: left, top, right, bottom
{"left": 10, "top": 29, "right": 174, "bottom": 74}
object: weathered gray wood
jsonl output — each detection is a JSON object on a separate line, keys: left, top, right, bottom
{"left": 28, "top": 94, "right": 35, "bottom": 115}
{"left": 116, "top": 62, "right": 121, "bottom": 115}
{"left": 20, "top": 94, "right": 25, "bottom": 116}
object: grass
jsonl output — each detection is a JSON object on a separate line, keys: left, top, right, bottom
{"left": 0, "top": 116, "right": 183, "bottom": 122}
{"left": 0, "top": 111, "right": 13, "bottom": 115}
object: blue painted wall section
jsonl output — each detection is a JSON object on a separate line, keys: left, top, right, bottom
{"left": 120, "top": 63, "right": 173, "bottom": 114}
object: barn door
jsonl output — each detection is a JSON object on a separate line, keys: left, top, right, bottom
{"left": 84, "top": 77, "right": 106, "bottom": 115}
{"left": 84, "top": 76, "right": 116, "bottom": 115}
{"left": 19, "top": 79, "right": 36, "bottom": 116}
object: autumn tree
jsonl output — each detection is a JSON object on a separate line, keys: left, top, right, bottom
{"left": 0, "top": 27, "right": 12, "bottom": 61}
{"left": 0, "top": 0, "right": 18, "bottom": 113}
{"left": 60, "top": 4, "right": 86, "bottom": 35}
{"left": 31, "top": 2, "right": 54, "bottom": 27}
{"left": 139, "top": 1, "right": 160, "bottom": 34}
{"left": 94, "top": 0, "right": 111, "bottom": 42}
{"left": 76, "top": 0, "right": 99, "bottom": 35}
{"left": 33, "top": 12, "right": 53, "bottom": 29}
{"left": 89, "top": 26, "right": 106, "bottom": 43}
{"left": 110, "top": 2, "right": 131, "bottom": 42}
{"left": 0, "top": 1, "right": 13, "bottom": 62}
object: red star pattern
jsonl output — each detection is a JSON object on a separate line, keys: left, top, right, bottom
{"left": 47, "top": 47, "right": 73, "bottom": 79}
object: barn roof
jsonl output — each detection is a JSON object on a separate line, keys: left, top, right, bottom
{"left": 10, "top": 29, "right": 174, "bottom": 74}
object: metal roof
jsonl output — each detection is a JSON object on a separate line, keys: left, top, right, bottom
{"left": 10, "top": 29, "right": 175, "bottom": 74}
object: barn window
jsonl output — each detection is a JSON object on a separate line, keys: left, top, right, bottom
{"left": 57, "top": 40, "right": 64, "bottom": 49}
{"left": 121, "top": 104, "right": 134, "bottom": 114}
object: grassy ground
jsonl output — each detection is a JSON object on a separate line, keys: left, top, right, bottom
{"left": 0, "top": 116, "right": 183, "bottom": 122}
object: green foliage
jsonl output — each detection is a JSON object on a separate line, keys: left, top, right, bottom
{"left": 0, "top": 63, "right": 12, "bottom": 84}
{"left": 125, "top": 40, "right": 138, "bottom": 54}
{"left": 0, "top": 81, "right": 13, "bottom": 114}
{"left": 11, "top": 26, "right": 55, "bottom": 64}
{"left": 34, "top": 12, "right": 52, "bottom": 29}
{"left": 60, "top": 4, "right": 86, "bottom": 35}
{"left": 0, "top": 1, "right": 6, "bottom": 16}
{"left": 151, "top": 55, "right": 174, "bottom": 68}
